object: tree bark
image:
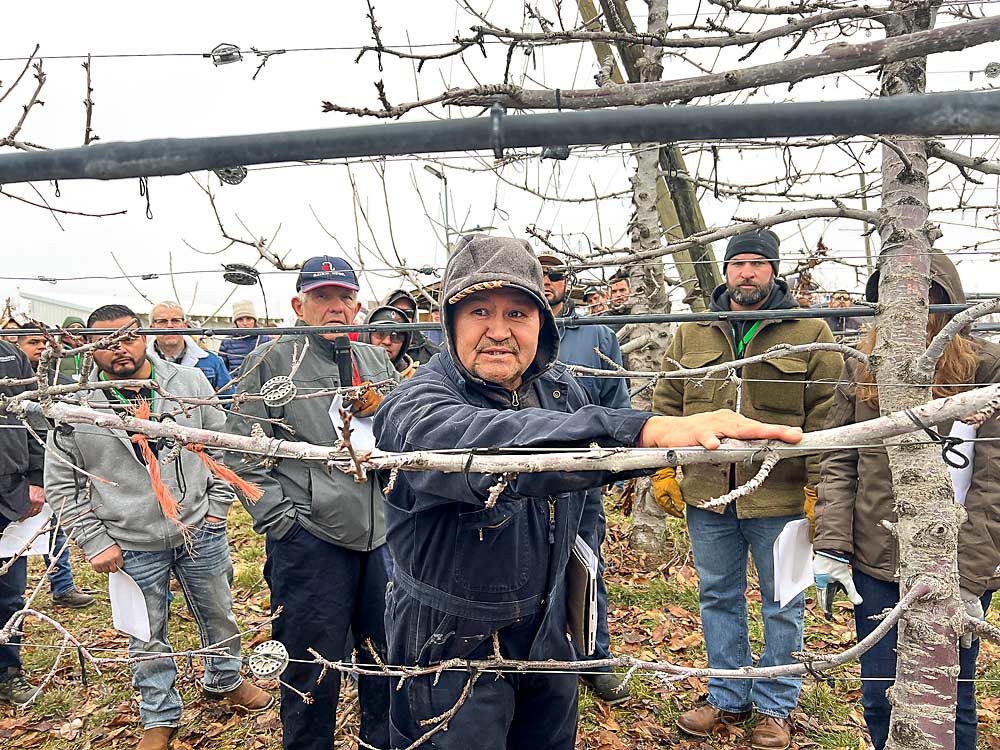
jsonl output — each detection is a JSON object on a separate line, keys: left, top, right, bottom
{"left": 576, "top": 0, "right": 720, "bottom": 311}
{"left": 874, "top": 4, "right": 962, "bottom": 749}
{"left": 627, "top": 0, "right": 673, "bottom": 553}
{"left": 598, "top": 0, "right": 722, "bottom": 306}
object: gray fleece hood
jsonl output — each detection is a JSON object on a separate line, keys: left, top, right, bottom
{"left": 441, "top": 234, "right": 560, "bottom": 390}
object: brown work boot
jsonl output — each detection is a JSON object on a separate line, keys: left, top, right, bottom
{"left": 676, "top": 704, "right": 751, "bottom": 737}
{"left": 213, "top": 680, "right": 274, "bottom": 713}
{"left": 751, "top": 716, "right": 792, "bottom": 750}
{"left": 136, "top": 726, "right": 176, "bottom": 750}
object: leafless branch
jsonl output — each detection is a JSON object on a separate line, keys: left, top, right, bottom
{"left": 0, "top": 44, "right": 40, "bottom": 106}
{"left": 1, "top": 60, "right": 46, "bottom": 150}
{"left": 443, "top": 15, "right": 1000, "bottom": 110}
{"left": 19, "top": 382, "right": 1000, "bottom": 477}
{"left": 471, "top": 6, "right": 886, "bottom": 51}
{"left": 571, "top": 341, "right": 870, "bottom": 382}
{"left": 0, "top": 189, "right": 124, "bottom": 217}
{"left": 700, "top": 453, "right": 780, "bottom": 509}
{"left": 928, "top": 140, "right": 1000, "bottom": 180}
{"left": 913, "top": 297, "right": 1000, "bottom": 379}
{"left": 82, "top": 54, "right": 96, "bottom": 145}
{"left": 579, "top": 206, "right": 878, "bottom": 270}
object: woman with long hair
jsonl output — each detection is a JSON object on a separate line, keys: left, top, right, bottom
{"left": 812, "top": 250, "right": 1000, "bottom": 750}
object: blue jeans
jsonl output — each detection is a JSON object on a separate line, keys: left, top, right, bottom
{"left": 0, "top": 517, "right": 27, "bottom": 672}
{"left": 686, "top": 504, "right": 804, "bottom": 718}
{"left": 122, "top": 519, "right": 243, "bottom": 729}
{"left": 852, "top": 570, "right": 993, "bottom": 750}
{"left": 45, "top": 528, "right": 76, "bottom": 597}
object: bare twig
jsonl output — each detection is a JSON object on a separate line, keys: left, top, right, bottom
{"left": 699, "top": 453, "right": 780, "bottom": 509}
{"left": 570, "top": 341, "right": 869, "bottom": 382}
{"left": 0, "top": 44, "right": 40, "bottom": 107}
{"left": 82, "top": 54, "right": 96, "bottom": 145}
{"left": 913, "top": 297, "right": 1000, "bottom": 379}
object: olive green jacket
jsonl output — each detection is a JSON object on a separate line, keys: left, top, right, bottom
{"left": 652, "top": 317, "right": 843, "bottom": 517}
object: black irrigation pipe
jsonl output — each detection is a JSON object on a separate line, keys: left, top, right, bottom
{"left": 6, "top": 303, "right": 986, "bottom": 337}
{"left": 1, "top": 91, "right": 1000, "bottom": 183}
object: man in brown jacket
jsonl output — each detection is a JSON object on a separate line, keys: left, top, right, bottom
{"left": 652, "top": 230, "right": 843, "bottom": 750}
{"left": 812, "top": 250, "right": 1000, "bottom": 750}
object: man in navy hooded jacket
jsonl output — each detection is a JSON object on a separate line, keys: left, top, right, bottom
{"left": 373, "top": 234, "right": 803, "bottom": 750}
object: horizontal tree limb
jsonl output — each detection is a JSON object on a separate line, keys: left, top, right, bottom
{"left": 308, "top": 580, "right": 932, "bottom": 681}
{"left": 15, "top": 381, "right": 1000, "bottom": 475}
{"left": 469, "top": 6, "right": 887, "bottom": 51}
{"left": 447, "top": 15, "right": 1000, "bottom": 109}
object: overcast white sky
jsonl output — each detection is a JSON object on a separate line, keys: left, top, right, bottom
{"left": 1, "top": 1, "right": 999, "bottom": 323}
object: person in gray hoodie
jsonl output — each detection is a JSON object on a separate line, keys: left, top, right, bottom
{"left": 374, "top": 234, "right": 804, "bottom": 750}
{"left": 224, "top": 256, "right": 400, "bottom": 750}
{"left": 45, "top": 304, "right": 271, "bottom": 750}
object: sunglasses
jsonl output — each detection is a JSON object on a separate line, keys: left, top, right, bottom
{"left": 544, "top": 271, "right": 566, "bottom": 282}
{"left": 371, "top": 331, "right": 404, "bottom": 343}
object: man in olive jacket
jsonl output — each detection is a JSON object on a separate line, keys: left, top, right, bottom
{"left": 224, "top": 257, "right": 400, "bottom": 750}
{"left": 652, "top": 230, "right": 843, "bottom": 749}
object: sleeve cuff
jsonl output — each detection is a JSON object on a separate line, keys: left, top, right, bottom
{"left": 27, "top": 470, "right": 44, "bottom": 488}
{"left": 616, "top": 411, "right": 657, "bottom": 447}
{"left": 266, "top": 513, "right": 298, "bottom": 541}
{"left": 82, "top": 533, "right": 118, "bottom": 561}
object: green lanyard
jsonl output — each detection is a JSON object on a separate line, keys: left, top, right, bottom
{"left": 100, "top": 361, "right": 155, "bottom": 416}
{"left": 735, "top": 320, "right": 762, "bottom": 357}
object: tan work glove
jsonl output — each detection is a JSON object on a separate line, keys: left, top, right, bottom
{"left": 652, "top": 468, "right": 685, "bottom": 518}
{"left": 349, "top": 382, "right": 384, "bottom": 418}
{"left": 804, "top": 486, "right": 818, "bottom": 540}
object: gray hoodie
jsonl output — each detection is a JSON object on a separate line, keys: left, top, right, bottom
{"left": 441, "top": 234, "right": 560, "bottom": 407}
{"left": 223, "top": 332, "right": 400, "bottom": 550}
{"left": 44, "top": 357, "right": 237, "bottom": 558}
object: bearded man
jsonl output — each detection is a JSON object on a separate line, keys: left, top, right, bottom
{"left": 651, "top": 229, "right": 843, "bottom": 750}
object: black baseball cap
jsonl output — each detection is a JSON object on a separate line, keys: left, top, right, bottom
{"left": 296, "top": 256, "right": 360, "bottom": 293}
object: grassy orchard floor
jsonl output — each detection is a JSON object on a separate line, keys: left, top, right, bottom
{"left": 3, "top": 499, "right": 999, "bottom": 750}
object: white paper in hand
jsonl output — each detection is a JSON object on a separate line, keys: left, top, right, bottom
{"left": 773, "top": 518, "right": 813, "bottom": 609}
{"left": 328, "top": 394, "right": 376, "bottom": 451}
{"left": 0, "top": 504, "right": 53, "bottom": 558}
{"left": 109, "top": 570, "right": 152, "bottom": 641}
{"left": 947, "top": 422, "right": 977, "bottom": 507}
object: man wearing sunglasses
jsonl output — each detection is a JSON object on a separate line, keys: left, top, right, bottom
{"left": 827, "top": 290, "right": 863, "bottom": 335}
{"left": 362, "top": 305, "right": 420, "bottom": 379}
{"left": 538, "top": 251, "right": 631, "bottom": 704}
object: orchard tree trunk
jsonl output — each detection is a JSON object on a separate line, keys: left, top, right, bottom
{"left": 875, "top": 4, "right": 963, "bottom": 749}
{"left": 627, "top": 0, "right": 673, "bottom": 553}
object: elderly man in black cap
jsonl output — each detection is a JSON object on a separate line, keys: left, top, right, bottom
{"left": 374, "top": 234, "right": 804, "bottom": 750}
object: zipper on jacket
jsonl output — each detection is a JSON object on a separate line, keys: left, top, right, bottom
{"left": 547, "top": 499, "right": 556, "bottom": 544}
{"left": 511, "top": 390, "right": 519, "bottom": 407}
{"left": 478, "top": 515, "right": 513, "bottom": 541}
